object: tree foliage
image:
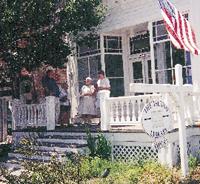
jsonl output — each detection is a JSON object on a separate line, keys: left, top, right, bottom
{"left": 0, "top": 0, "right": 104, "bottom": 86}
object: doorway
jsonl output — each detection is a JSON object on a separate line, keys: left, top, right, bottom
{"left": 130, "top": 52, "right": 152, "bottom": 84}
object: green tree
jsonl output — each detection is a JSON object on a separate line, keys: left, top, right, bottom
{"left": 0, "top": 0, "right": 104, "bottom": 91}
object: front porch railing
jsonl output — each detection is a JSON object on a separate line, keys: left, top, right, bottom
{"left": 100, "top": 94, "right": 162, "bottom": 130}
{"left": 10, "top": 96, "right": 60, "bottom": 131}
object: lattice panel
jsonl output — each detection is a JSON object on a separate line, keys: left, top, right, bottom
{"left": 113, "top": 145, "right": 158, "bottom": 162}
{"left": 174, "top": 139, "right": 198, "bottom": 165}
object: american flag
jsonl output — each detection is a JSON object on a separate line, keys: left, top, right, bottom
{"left": 158, "top": 0, "right": 200, "bottom": 55}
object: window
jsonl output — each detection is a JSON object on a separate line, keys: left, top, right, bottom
{"left": 153, "top": 18, "right": 192, "bottom": 84}
{"left": 153, "top": 20, "right": 168, "bottom": 42}
{"left": 154, "top": 41, "right": 192, "bottom": 84}
{"left": 105, "top": 55, "right": 124, "bottom": 97}
{"left": 77, "top": 55, "right": 101, "bottom": 89}
{"left": 104, "top": 36, "right": 122, "bottom": 53}
{"left": 77, "top": 37, "right": 100, "bottom": 57}
{"left": 130, "top": 32, "right": 150, "bottom": 54}
{"left": 77, "top": 35, "right": 125, "bottom": 96}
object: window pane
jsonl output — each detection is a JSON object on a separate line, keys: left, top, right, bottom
{"left": 132, "top": 62, "right": 143, "bottom": 83}
{"left": 77, "top": 58, "right": 89, "bottom": 83}
{"left": 172, "top": 45, "right": 185, "bottom": 67}
{"left": 153, "top": 20, "right": 168, "bottom": 42}
{"left": 154, "top": 42, "right": 172, "bottom": 84}
{"left": 156, "top": 70, "right": 173, "bottom": 84}
{"left": 130, "top": 32, "right": 150, "bottom": 54}
{"left": 105, "top": 55, "right": 124, "bottom": 77}
{"left": 104, "top": 36, "right": 122, "bottom": 53}
{"left": 109, "top": 78, "right": 124, "bottom": 97}
{"left": 183, "top": 66, "right": 192, "bottom": 84}
{"left": 78, "top": 37, "right": 100, "bottom": 57}
{"left": 89, "top": 55, "right": 101, "bottom": 83}
{"left": 154, "top": 42, "right": 171, "bottom": 70}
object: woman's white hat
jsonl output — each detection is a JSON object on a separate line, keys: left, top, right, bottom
{"left": 85, "top": 77, "right": 92, "bottom": 81}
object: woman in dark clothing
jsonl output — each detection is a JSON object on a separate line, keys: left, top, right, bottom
{"left": 42, "top": 67, "right": 60, "bottom": 97}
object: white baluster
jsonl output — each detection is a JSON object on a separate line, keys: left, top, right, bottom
{"left": 110, "top": 102, "right": 115, "bottom": 124}
{"left": 132, "top": 99, "right": 137, "bottom": 122}
{"left": 34, "top": 105, "right": 37, "bottom": 127}
{"left": 118, "top": 101, "right": 122, "bottom": 123}
{"left": 37, "top": 105, "right": 41, "bottom": 126}
{"left": 31, "top": 106, "right": 34, "bottom": 126}
{"left": 22, "top": 106, "right": 25, "bottom": 126}
{"left": 133, "top": 99, "right": 138, "bottom": 122}
{"left": 125, "top": 100, "right": 130, "bottom": 122}
{"left": 42, "top": 104, "right": 46, "bottom": 124}
{"left": 122, "top": 100, "right": 127, "bottom": 123}
{"left": 27, "top": 106, "right": 31, "bottom": 126}
{"left": 115, "top": 101, "right": 120, "bottom": 124}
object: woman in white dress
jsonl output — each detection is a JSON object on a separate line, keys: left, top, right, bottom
{"left": 96, "top": 70, "right": 111, "bottom": 116}
{"left": 79, "top": 77, "right": 96, "bottom": 118}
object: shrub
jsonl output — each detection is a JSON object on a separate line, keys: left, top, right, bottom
{"left": 96, "top": 134, "right": 111, "bottom": 160}
{"left": 188, "top": 155, "right": 199, "bottom": 170}
{"left": 0, "top": 144, "right": 11, "bottom": 161}
{"left": 86, "top": 131, "right": 111, "bottom": 160}
{"left": 138, "top": 161, "right": 179, "bottom": 184}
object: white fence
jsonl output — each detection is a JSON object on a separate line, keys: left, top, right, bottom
{"left": 103, "top": 94, "right": 161, "bottom": 127}
{"left": 100, "top": 65, "right": 200, "bottom": 131}
{"left": 101, "top": 88, "right": 200, "bottom": 131}
{"left": 10, "top": 96, "right": 60, "bottom": 131}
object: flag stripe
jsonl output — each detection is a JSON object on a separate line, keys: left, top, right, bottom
{"left": 158, "top": 0, "right": 200, "bottom": 55}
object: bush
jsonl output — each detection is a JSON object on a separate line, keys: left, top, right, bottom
{"left": 138, "top": 162, "right": 179, "bottom": 184}
{"left": 1, "top": 156, "right": 194, "bottom": 184}
{"left": 0, "top": 144, "right": 11, "bottom": 161}
{"left": 86, "top": 131, "right": 111, "bottom": 160}
{"left": 188, "top": 155, "right": 199, "bottom": 170}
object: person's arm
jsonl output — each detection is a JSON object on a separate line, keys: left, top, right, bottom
{"left": 98, "top": 79, "right": 111, "bottom": 91}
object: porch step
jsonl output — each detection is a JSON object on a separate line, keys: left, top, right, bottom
{"left": 8, "top": 153, "right": 53, "bottom": 162}
{"left": 37, "top": 138, "right": 87, "bottom": 145}
{"left": 0, "top": 159, "right": 22, "bottom": 171}
{"left": 34, "top": 146, "right": 86, "bottom": 154}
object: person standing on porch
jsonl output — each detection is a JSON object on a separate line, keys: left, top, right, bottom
{"left": 96, "top": 70, "right": 111, "bottom": 116}
{"left": 79, "top": 77, "right": 96, "bottom": 119}
{"left": 58, "top": 83, "right": 71, "bottom": 127}
{"left": 42, "top": 66, "right": 60, "bottom": 97}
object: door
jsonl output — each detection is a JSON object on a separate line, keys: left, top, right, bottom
{"left": 130, "top": 53, "right": 152, "bottom": 84}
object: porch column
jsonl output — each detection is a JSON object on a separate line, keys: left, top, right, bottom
{"left": 122, "top": 31, "right": 131, "bottom": 95}
{"left": 190, "top": 0, "right": 200, "bottom": 91}
{"left": 148, "top": 22, "right": 156, "bottom": 84}
{"left": 66, "top": 44, "right": 79, "bottom": 120}
{"left": 46, "top": 96, "right": 56, "bottom": 131}
{"left": 100, "top": 34, "right": 106, "bottom": 72}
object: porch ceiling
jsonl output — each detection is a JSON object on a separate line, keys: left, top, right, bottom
{"left": 100, "top": 0, "right": 188, "bottom": 34}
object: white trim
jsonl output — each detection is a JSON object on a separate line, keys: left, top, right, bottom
{"left": 100, "top": 34, "right": 106, "bottom": 72}
{"left": 148, "top": 21, "right": 156, "bottom": 84}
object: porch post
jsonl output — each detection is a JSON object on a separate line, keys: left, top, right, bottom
{"left": 190, "top": 0, "right": 200, "bottom": 91}
{"left": 148, "top": 21, "right": 156, "bottom": 84}
{"left": 100, "top": 92, "right": 110, "bottom": 131}
{"left": 66, "top": 42, "right": 79, "bottom": 121}
{"left": 122, "top": 31, "right": 131, "bottom": 95}
{"left": 100, "top": 34, "right": 106, "bottom": 72}
{"left": 175, "top": 64, "right": 189, "bottom": 177}
{"left": 46, "top": 96, "right": 56, "bottom": 131}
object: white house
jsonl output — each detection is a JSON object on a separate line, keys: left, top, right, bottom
{"left": 7, "top": 0, "right": 200, "bottom": 173}
{"left": 66, "top": 0, "right": 200, "bottom": 116}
